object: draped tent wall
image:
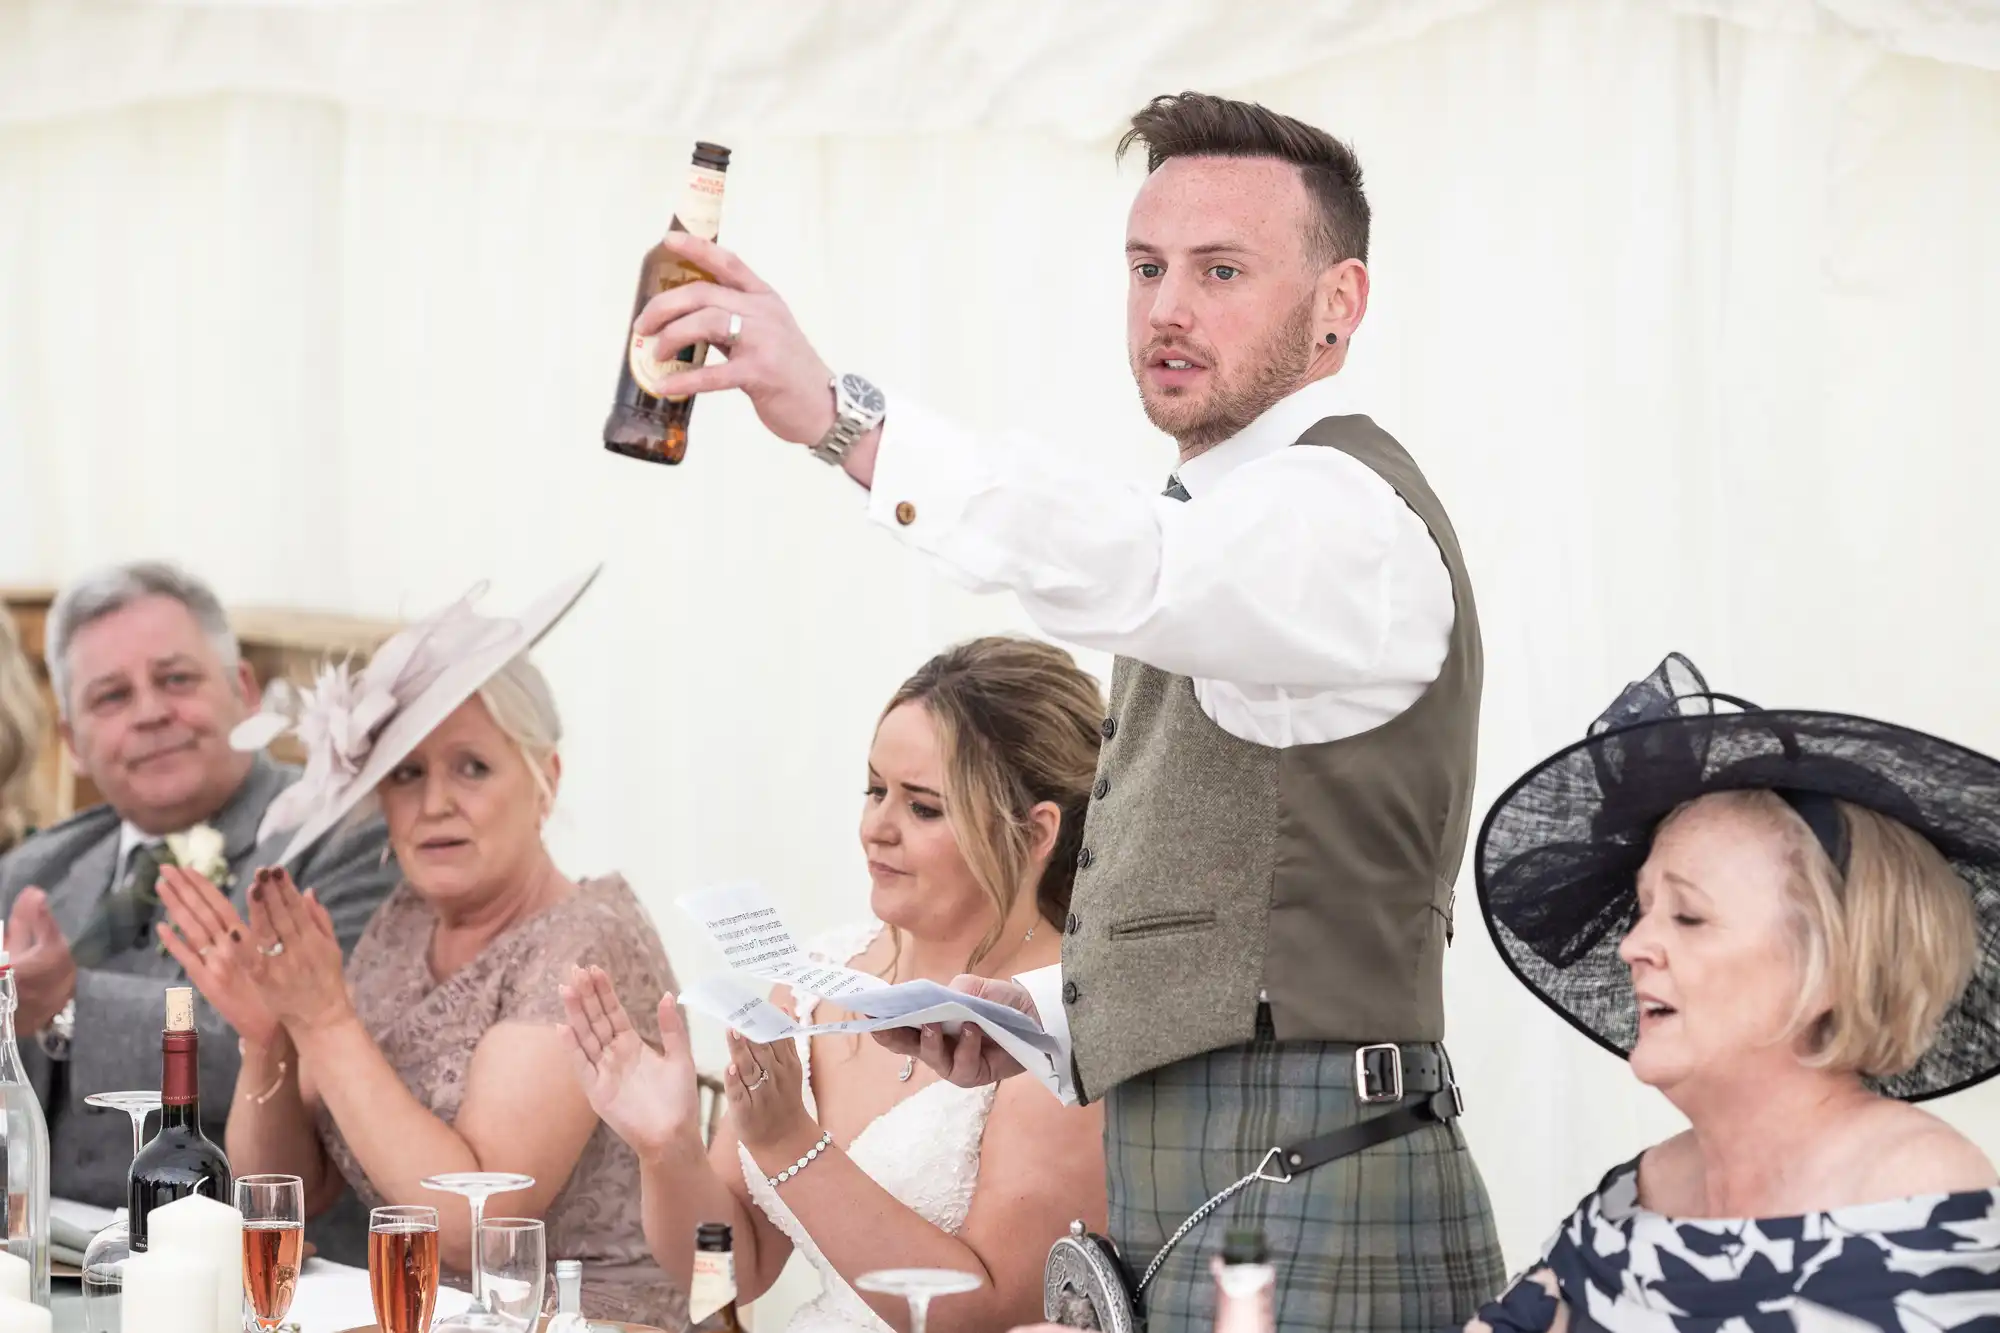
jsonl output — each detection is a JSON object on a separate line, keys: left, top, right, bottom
{"left": 3, "top": 0, "right": 1998, "bottom": 1313}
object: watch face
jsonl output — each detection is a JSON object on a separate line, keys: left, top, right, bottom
{"left": 842, "top": 373, "right": 886, "bottom": 416}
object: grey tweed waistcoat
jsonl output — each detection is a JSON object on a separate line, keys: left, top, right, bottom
{"left": 1058, "top": 414, "right": 1483, "bottom": 1102}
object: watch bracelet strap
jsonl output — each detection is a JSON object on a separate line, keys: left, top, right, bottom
{"left": 811, "top": 375, "right": 879, "bottom": 465}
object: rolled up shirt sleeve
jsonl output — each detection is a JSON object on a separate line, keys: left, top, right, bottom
{"left": 861, "top": 395, "right": 1451, "bottom": 696}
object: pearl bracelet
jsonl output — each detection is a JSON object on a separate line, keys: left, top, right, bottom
{"left": 767, "top": 1130, "right": 835, "bottom": 1188}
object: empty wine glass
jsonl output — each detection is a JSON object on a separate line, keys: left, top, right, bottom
{"left": 474, "top": 1218, "right": 546, "bottom": 1329}
{"left": 79, "top": 1089, "right": 161, "bottom": 1333}
{"left": 236, "top": 1174, "right": 304, "bottom": 1332}
{"left": 421, "top": 1171, "right": 533, "bottom": 1317}
{"left": 855, "top": 1269, "right": 983, "bottom": 1333}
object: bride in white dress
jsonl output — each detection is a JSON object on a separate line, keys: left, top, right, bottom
{"left": 561, "top": 638, "right": 1110, "bottom": 1333}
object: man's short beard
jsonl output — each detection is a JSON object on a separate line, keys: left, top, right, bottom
{"left": 1134, "top": 296, "right": 1316, "bottom": 452}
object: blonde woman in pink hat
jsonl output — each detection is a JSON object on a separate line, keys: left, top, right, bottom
{"left": 156, "top": 568, "right": 685, "bottom": 1326}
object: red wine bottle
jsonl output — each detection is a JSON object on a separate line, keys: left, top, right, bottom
{"left": 128, "top": 987, "right": 231, "bottom": 1252}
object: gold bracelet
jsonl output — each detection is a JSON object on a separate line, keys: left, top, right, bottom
{"left": 238, "top": 1038, "right": 290, "bottom": 1105}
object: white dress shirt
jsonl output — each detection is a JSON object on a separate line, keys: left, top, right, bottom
{"left": 862, "top": 374, "right": 1456, "bottom": 745}
{"left": 859, "top": 376, "right": 1459, "bottom": 1097}
{"left": 116, "top": 822, "right": 163, "bottom": 880}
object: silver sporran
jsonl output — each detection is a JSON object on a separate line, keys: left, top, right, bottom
{"left": 1044, "top": 1221, "right": 1139, "bottom": 1333}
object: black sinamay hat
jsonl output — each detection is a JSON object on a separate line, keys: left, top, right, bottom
{"left": 1475, "top": 653, "right": 2000, "bottom": 1102}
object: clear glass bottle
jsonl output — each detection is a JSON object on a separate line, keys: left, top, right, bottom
{"left": 0, "top": 927, "right": 52, "bottom": 1306}
{"left": 545, "top": 1259, "right": 588, "bottom": 1333}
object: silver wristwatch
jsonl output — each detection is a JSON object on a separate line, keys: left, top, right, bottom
{"left": 39, "top": 998, "right": 74, "bottom": 1062}
{"left": 809, "top": 373, "right": 887, "bottom": 466}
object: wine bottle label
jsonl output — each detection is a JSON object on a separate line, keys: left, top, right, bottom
{"left": 688, "top": 1250, "right": 736, "bottom": 1324}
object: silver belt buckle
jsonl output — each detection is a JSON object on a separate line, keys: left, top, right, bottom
{"left": 1354, "top": 1043, "right": 1404, "bottom": 1104}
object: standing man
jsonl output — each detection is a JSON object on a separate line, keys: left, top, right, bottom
{"left": 629, "top": 93, "right": 1504, "bottom": 1332}
{"left": 0, "top": 560, "right": 396, "bottom": 1230}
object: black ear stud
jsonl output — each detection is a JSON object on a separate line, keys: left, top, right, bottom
{"left": 1325, "top": 332, "right": 1338, "bottom": 345}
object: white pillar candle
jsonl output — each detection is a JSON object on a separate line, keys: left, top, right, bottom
{"left": 147, "top": 1192, "right": 244, "bottom": 1333}
{"left": 118, "top": 1248, "right": 215, "bottom": 1333}
{"left": 0, "top": 1293, "right": 51, "bottom": 1333}
{"left": 0, "top": 1252, "right": 27, "bottom": 1302}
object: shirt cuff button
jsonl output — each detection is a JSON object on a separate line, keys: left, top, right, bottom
{"left": 893, "top": 501, "right": 917, "bottom": 525}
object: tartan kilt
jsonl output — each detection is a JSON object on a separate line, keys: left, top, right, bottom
{"left": 1104, "top": 1038, "right": 1505, "bottom": 1333}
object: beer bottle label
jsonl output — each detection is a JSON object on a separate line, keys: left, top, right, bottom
{"left": 629, "top": 162, "right": 727, "bottom": 400}
{"left": 689, "top": 1249, "right": 737, "bottom": 1324}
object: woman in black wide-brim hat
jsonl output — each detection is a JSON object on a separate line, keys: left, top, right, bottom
{"left": 1464, "top": 654, "right": 2000, "bottom": 1333}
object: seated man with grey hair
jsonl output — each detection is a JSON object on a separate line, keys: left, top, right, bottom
{"left": 0, "top": 559, "right": 396, "bottom": 1227}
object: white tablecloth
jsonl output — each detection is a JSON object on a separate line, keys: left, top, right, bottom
{"left": 52, "top": 1258, "right": 475, "bottom": 1332}
{"left": 50, "top": 1195, "right": 476, "bottom": 1331}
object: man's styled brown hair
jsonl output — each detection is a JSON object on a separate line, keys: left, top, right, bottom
{"left": 1118, "top": 91, "right": 1370, "bottom": 268}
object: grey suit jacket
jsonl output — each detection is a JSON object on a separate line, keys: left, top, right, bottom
{"left": 0, "top": 754, "right": 396, "bottom": 1216}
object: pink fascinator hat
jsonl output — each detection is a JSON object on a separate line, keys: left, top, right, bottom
{"left": 230, "top": 566, "right": 601, "bottom": 866}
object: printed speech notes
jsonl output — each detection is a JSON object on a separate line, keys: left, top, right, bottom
{"left": 675, "top": 882, "right": 1078, "bottom": 1104}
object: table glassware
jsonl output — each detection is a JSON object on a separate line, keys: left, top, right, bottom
{"left": 855, "top": 1268, "right": 983, "bottom": 1333}
{"left": 236, "top": 1174, "right": 305, "bottom": 1331}
{"left": 420, "top": 1172, "right": 534, "bottom": 1331}
{"left": 370, "top": 1204, "right": 441, "bottom": 1333}
{"left": 419, "top": 1173, "right": 532, "bottom": 1299}
{"left": 474, "top": 1218, "right": 546, "bottom": 1329}
{"left": 79, "top": 1089, "right": 161, "bottom": 1333}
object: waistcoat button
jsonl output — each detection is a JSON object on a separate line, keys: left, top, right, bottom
{"left": 1100, "top": 716, "right": 1116, "bottom": 740}
{"left": 1093, "top": 777, "right": 1109, "bottom": 800}
{"left": 1062, "top": 980, "right": 1080, "bottom": 1004}
{"left": 1065, "top": 913, "right": 1078, "bottom": 934}
{"left": 1077, "top": 847, "right": 1094, "bottom": 870}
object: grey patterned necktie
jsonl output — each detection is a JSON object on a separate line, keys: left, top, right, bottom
{"left": 1163, "top": 474, "right": 1191, "bottom": 501}
{"left": 71, "top": 841, "right": 170, "bottom": 969}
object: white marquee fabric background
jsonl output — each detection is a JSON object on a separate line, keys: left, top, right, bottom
{"left": 3, "top": 0, "right": 1998, "bottom": 1322}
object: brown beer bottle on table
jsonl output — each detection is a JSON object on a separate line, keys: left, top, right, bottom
{"left": 603, "top": 141, "right": 732, "bottom": 465}
{"left": 689, "top": 1222, "right": 745, "bottom": 1333}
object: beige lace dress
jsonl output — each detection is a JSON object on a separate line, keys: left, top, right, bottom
{"left": 317, "top": 873, "right": 684, "bottom": 1326}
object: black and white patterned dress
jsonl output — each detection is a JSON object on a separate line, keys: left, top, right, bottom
{"left": 1474, "top": 1157, "right": 2000, "bottom": 1331}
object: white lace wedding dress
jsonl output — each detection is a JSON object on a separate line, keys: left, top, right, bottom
{"left": 738, "top": 921, "right": 1001, "bottom": 1333}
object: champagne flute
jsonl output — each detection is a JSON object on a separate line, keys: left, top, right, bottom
{"left": 235, "top": 1174, "right": 304, "bottom": 1331}
{"left": 420, "top": 1172, "right": 533, "bottom": 1307}
{"left": 475, "top": 1218, "right": 546, "bottom": 1329}
{"left": 370, "top": 1205, "right": 440, "bottom": 1333}
{"left": 79, "top": 1089, "right": 162, "bottom": 1333}
{"left": 855, "top": 1269, "right": 983, "bottom": 1333}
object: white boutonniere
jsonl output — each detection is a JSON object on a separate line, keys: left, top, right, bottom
{"left": 164, "top": 823, "right": 232, "bottom": 886}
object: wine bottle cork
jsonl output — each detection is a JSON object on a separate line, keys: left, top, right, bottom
{"left": 165, "top": 986, "right": 195, "bottom": 1032}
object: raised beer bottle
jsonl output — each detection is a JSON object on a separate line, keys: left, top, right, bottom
{"left": 603, "top": 141, "right": 732, "bottom": 465}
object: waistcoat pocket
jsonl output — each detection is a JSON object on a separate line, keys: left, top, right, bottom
{"left": 1109, "top": 909, "right": 1218, "bottom": 941}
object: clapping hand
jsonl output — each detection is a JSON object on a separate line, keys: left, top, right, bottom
{"left": 242, "top": 867, "right": 352, "bottom": 1033}
{"left": 156, "top": 865, "right": 281, "bottom": 1047}
{"left": 4, "top": 890, "right": 76, "bottom": 1036}
{"left": 721, "top": 1027, "right": 818, "bottom": 1157}
{"left": 558, "top": 966, "right": 702, "bottom": 1162}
